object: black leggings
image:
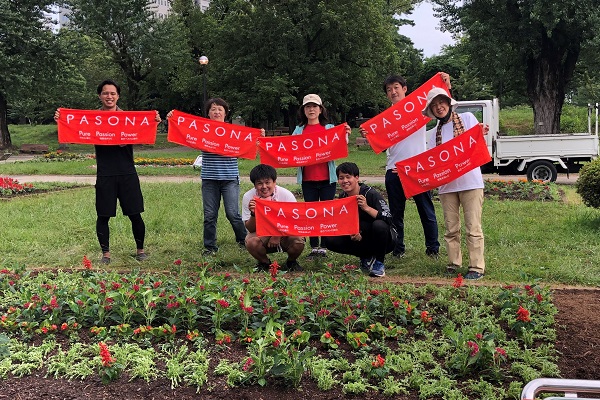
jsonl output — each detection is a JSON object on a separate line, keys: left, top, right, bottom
{"left": 96, "top": 214, "right": 145, "bottom": 253}
{"left": 322, "top": 220, "right": 393, "bottom": 262}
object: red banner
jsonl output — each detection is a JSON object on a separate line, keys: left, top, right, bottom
{"left": 57, "top": 108, "right": 158, "bottom": 145}
{"left": 167, "top": 110, "right": 262, "bottom": 159}
{"left": 360, "top": 73, "right": 449, "bottom": 154}
{"left": 255, "top": 196, "right": 359, "bottom": 237}
{"left": 256, "top": 124, "right": 348, "bottom": 167}
{"left": 395, "top": 125, "right": 491, "bottom": 198}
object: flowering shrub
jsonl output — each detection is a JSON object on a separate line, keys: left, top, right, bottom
{"left": 0, "top": 177, "right": 35, "bottom": 196}
{"left": 41, "top": 151, "right": 94, "bottom": 162}
{"left": 484, "top": 179, "right": 559, "bottom": 201}
{"left": 133, "top": 157, "right": 195, "bottom": 167}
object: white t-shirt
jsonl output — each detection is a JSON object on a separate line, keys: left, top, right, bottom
{"left": 426, "top": 112, "right": 484, "bottom": 194}
{"left": 241, "top": 185, "right": 297, "bottom": 221}
{"left": 386, "top": 126, "right": 427, "bottom": 170}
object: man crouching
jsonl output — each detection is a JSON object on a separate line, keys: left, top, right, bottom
{"left": 242, "top": 164, "right": 305, "bottom": 271}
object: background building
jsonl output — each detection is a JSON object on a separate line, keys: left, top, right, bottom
{"left": 52, "top": 0, "right": 211, "bottom": 28}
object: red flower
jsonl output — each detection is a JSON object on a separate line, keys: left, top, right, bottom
{"left": 82, "top": 256, "right": 92, "bottom": 270}
{"left": 495, "top": 347, "right": 507, "bottom": 359}
{"left": 98, "top": 342, "right": 116, "bottom": 367}
{"left": 516, "top": 305, "right": 531, "bottom": 322}
{"left": 467, "top": 341, "right": 479, "bottom": 357}
{"left": 475, "top": 333, "right": 483, "bottom": 340}
{"left": 420, "top": 310, "right": 432, "bottom": 323}
{"left": 323, "top": 331, "right": 332, "bottom": 339}
{"left": 61, "top": 322, "right": 68, "bottom": 331}
{"left": 173, "top": 259, "right": 182, "bottom": 265}
{"left": 242, "top": 357, "right": 254, "bottom": 371}
{"left": 453, "top": 273, "right": 464, "bottom": 288}
{"left": 216, "top": 299, "right": 230, "bottom": 308}
{"left": 269, "top": 261, "right": 280, "bottom": 279}
{"left": 372, "top": 354, "right": 385, "bottom": 368}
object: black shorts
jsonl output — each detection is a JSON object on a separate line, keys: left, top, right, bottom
{"left": 95, "top": 175, "right": 144, "bottom": 217}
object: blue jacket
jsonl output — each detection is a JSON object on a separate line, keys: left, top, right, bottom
{"left": 292, "top": 124, "right": 338, "bottom": 184}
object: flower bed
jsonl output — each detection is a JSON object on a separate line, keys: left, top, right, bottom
{"left": 0, "top": 177, "right": 35, "bottom": 196}
{"left": 134, "top": 157, "right": 195, "bottom": 167}
{"left": 0, "top": 261, "right": 558, "bottom": 398}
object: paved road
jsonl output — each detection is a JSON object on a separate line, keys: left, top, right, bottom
{"left": 1, "top": 154, "right": 579, "bottom": 185}
{"left": 5, "top": 173, "right": 579, "bottom": 185}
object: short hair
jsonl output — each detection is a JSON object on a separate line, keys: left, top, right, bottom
{"left": 97, "top": 80, "right": 120, "bottom": 95}
{"left": 250, "top": 164, "right": 277, "bottom": 184}
{"left": 382, "top": 75, "right": 407, "bottom": 93}
{"left": 336, "top": 162, "right": 360, "bottom": 177}
{"left": 205, "top": 97, "right": 229, "bottom": 117}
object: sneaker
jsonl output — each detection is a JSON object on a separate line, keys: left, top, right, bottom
{"left": 446, "top": 264, "right": 459, "bottom": 274}
{"left": 255, "top": 260, "right": 272, "bottom": 272}
{"left": 98, "top": 256, "right": 111, "bottom": 265}
{"left": 134, "top": 253, "right": 148, "bottom": 262}
{"left": 464, "top": 271, "right": 484, "bottom": 280}
{"left": 360, "top": 257, "right": 377, "bottom": 274}
{"left": 285, "top": 260, "right": 303, "bottom": 272}
{"left": 307, "top": 248, "right": 320, "bottom": 260}
{"left": 369, "top": 260, "right": 386, "bottom": 277}
{"left": 202, "top": 248, "right": 218, "bottom": 256}
{"left": 317, "top": 247, "right": 327, "bottom": 257}
{"left": 426, "top": 249, "right": 439, "bottom": 259}
{"left": 392, "top": 251, "right": 405, "bottom": 258}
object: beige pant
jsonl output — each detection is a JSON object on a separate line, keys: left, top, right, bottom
{"left": 439, "top": 189, "right": 485, "bottom": 273}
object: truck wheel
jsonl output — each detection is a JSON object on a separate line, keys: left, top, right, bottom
{"left": 526, "top": 160, "right": 557, "bottom": 182}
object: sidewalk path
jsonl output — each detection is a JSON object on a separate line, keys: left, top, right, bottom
{"left": 7, "top": 173, "right": 579, "bottom": 185}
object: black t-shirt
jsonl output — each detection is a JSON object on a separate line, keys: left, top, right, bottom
{"left": 95, "top": 145, "right": 137, "bottom": 176}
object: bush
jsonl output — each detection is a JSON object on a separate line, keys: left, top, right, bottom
{"left": 576, "top": 158, "right": 600, "bottom": 208}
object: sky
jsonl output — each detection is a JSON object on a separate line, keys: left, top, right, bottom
{"left": 397, "top": 2, "right": 456, "bottom": 57}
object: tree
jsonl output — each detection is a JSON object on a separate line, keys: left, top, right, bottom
{"left": 179, "top": 0, "right": 415, "bottom": 127}
{"left": 66, "top": 0, "right": 166, "bottom": 109}
{"left": 433, "top": 0, "right": 600, "bottom": 134}
{"left": 0, "top": 0, "right": 59, "bottom": 149}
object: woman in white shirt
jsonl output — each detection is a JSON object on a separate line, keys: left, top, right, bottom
{"left": 422, "top": 88, "right": 485, "bottom": 280}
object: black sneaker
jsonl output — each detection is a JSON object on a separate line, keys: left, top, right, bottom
{"left": 445, "top": 264, "right": 459, "bottom": 276}
{"left": 134, "top": 253, "right": 148, "bottom": 261}
{"left": 202, "top": 248, "right": 218, "bottom": 256}
{"left": 285, "top": 260, "right": 303, "bottom": 272}
{"left": 392, "top": 251, "right": 405, "bottom": 258}
{"left": 255, "top": 260, "right": 271, "bottom": 272}
{"left": 426, "top": 249, "right": 439, "bottom": 259}
{"left": 464, "top": 271, "right": 484, "bottom": 280}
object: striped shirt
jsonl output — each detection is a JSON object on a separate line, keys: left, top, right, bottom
{"left": 200, "top": 151, "right": 239, "bottom": 180}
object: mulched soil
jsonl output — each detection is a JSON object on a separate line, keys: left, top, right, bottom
{"left": 1, "top": 285, "right": 598, "bottom": 400}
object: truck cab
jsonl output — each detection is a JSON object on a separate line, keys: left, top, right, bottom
{"left": 453, "top": 99, "right": 599, "bottom": 182}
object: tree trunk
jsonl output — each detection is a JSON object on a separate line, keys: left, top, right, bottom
{"left": 526, "top": 34, "right": 580, "bottom": 135}
{"left": 0, "top": 91, "right": 12, "bottom": 150}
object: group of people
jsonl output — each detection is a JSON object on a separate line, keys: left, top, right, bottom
{"left": 56, "top": 74, "right": 486, "bottom": 281}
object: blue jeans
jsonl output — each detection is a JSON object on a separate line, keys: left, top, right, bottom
{"left": 301, "top": 180, "right": 337, "bottom": 248}
{"left": 201, "top": 179, "right": 247, "bottom": 251}
{"left": 385, "top": 169, "right": 440, "bottom": 254}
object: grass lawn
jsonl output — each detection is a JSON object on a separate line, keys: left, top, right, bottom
{"left": 2, "top": 181, "right": 600, "bottom": 286}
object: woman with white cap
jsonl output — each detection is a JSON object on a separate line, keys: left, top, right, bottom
{"left": 422, "top": 88, "right": 486, "bottom": 280}
{"left": 292, "top": 94, "right": 351, "bottom": 260}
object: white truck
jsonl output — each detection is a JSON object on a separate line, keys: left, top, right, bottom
{"left": 453, "top": 99, "right": 599, "bottom": 182}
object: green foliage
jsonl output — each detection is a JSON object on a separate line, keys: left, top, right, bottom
{"left": 433, "top": 0, "right": 600, "bottom": 134}
{"left": 576, "top": 158, "right": 600, "bottom": 208}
